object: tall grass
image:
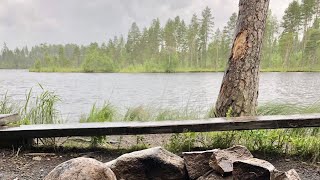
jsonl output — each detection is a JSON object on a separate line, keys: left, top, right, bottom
{"left": 165, "top": 103, "right": 320, "bottom": 162}
{"left": 0, "top": 86, "right": 61, "bottom": 125}
{"left": 80, "top": 103, "right": 117, "bottom": 146}
{"left": 0, "top": 86, "right": 62, "bottom": 146}
{"left": 80, "top": 103, "right": 116, "bottom": 123}
{"left": 21, "top": 86, "right": 61, "bottom": 125}
{"left": 0, "top": 92, "right": 16, "bottom": 114}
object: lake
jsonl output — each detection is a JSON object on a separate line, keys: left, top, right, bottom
{"left": 1, "top": 69, "right": 320, "bottom": 122}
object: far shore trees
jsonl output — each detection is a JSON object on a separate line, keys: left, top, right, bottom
{"left": 0, "top": 1, "right": 319, "bottom": 73}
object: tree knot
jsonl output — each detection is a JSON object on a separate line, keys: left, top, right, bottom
{"left": 232, "top": 30, "right": 248, "bottom": 61}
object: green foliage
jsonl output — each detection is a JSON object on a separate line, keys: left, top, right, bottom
{"left": 0, "top": 2, "right": 319, "bottom": 72}
{"left": 34, "top": 59, "right": 41, "bottom": 71}
{"left": 165, "top": 132, "right": 197, "bottom": 153}
{"left": 162, "top": 53, "right": 179, "bottom": 73}
{"left": 82, "top": 44, "right": 115, "bottom": 72}
{"left": 0, "top": 86, "right": 62, "bottom": 146}
{"left": 1, "top": 4, "right": 319, "bottom": 72}
{"left": 124, "top": 106, "right": 151, "bottom": 121}
{"left": 0, "top": 92, "right": 15, "bottom": 114}
{"left": 21, "top": 86, "right": 61, "bottom": 125}
{"left": 165, "top": 103, "right": 320, "bottom": 162}
{"left": 80, "top": 103, "right": 116, "bottom": 123}
{"left": 80, "top": 103, "right": 117, "bottom": 147}
{"left": 128, "top": 136, "right": 149, "bottom": 151}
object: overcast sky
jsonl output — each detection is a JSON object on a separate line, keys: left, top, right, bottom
{"left": 0, "top": 0, "right": 292, "bottom": 49}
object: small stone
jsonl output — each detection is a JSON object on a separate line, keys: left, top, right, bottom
{"left": 209, "top": 145, "right": 253, "bottom": 175}
{"left": 279, "top": 169, "right": 301, "bottom": 180}
{"left": 32, "top": 156, "right": 42, "bottom": 161}
{"left": 285, "top": 159, "right": 290, "bottom": 162}
{"left": 273, "top": 169, "right": 301, "bottom": 180}
{"left": 286, "top": 169, "right": 301, "bottom": 180}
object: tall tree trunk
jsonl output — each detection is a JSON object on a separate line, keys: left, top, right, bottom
{"left": 215, "top": 0, "right": 270, "bottom": 117}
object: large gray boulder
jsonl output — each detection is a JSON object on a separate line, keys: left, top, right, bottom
{"left": 45, "top": 157, "right": 116, "bottom": 180}
{"left": 233, "top": 158, "right": 275, "bottom": 180}
{"left": 209, "top": 145, "right": 253, "bottom": 176}
{"left": 106, "top": 147, "right": 187, "bottom": 180}
{"left": 183, "top": 150, "right": 217, "bottom": 180}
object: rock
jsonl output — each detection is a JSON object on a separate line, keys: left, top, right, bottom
{"left": 209, "top": 145, "right": 253, "bottom": 175}
{"left": 183, "top": 150, "right": 217, "bottom": 179}
{"left": 273, "top": 169, "right": 301, "bottom": 180}
{"left": 106, "top": 146, "right": 187, "bottom": 180}
{"left": 32, "top": 156, "right": 42, "bottom": 161}
{"left": 197, "top": 170, "right": 233, "bottom": 180}
{"left": 233, "top": 158, "right": 275, "bottom": 180}
{"left": 45, "top": 157, "right": 116, "bottom": 180}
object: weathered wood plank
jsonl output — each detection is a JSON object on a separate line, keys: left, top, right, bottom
{"left": 0, "top": 114, "right": 20, "bottom": 126}
{"left": 0, "top": 113, "right": 320, "bottom": 139}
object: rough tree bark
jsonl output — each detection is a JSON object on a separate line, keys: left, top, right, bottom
{"left": 215, "top": 0, "right": 270, "bottom": 117}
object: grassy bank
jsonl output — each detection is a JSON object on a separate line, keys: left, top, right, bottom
{"left": 1, "top": 90, "right": 319, "bottom": 162}
{"left": 29, "top": 66, "right": 225, "bottom": 73}
{"left": 29, "top": 66, "right": 320, "bottom": 73}
{"left": 29, "top": 67, "right": 83, "bottom": 73}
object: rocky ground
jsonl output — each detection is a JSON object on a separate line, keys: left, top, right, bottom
{"left": 0, "top": 148, "right": 319, "bottom": 180}
{"left": 0, "top": 135, "right": 319, "bottom": 180}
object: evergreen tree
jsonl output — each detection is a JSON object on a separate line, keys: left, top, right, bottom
{"left": 126, "top": 22, "right": 141, "bottom": 65}
{"left": 199, "top": 6, "right": 214, "bottom": 68}
{"left": 281, "top": 1, "right": 302, "bottom": 33}
{"left": 187, "top": 14, "right": 200, "bottom": 67}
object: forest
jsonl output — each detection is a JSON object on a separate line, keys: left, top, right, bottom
{"left": 0, "top": 0, "right": 320, "bottom": 72}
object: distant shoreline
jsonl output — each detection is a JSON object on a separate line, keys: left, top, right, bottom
{"left": 28, "top": 68, "right": 320, "bottom": 73}
{"left": 1, "top": 68, "right": 320, "bottom": 73}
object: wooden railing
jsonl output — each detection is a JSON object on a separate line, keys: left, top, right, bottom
{"left": 1, "top": 113, "right": 320, "bottom": 139}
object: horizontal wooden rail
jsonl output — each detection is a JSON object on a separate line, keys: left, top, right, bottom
{"left": 1, "top": 113, "right": 320, "bottom": 139}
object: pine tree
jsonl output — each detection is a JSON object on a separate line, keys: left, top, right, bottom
{"left": 223, "top": 12, "right": 238, "bottom": 48}
{"left": 199, "top": 7, "right": 214, "bottom": 68}
{"left": 261, "top": 11, "right": 279, "bottom": 68}
{"left": 126, "top": 22, "right": 141, "bottom": 66}
{"left": 187, "top": 14, "right": 200, "bottom": 68}
{"left": 281, "top": 1, "right": 302, "bottom": 33}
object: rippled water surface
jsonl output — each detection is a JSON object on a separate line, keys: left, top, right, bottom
{"left": 1, "top": 70, "right": 320, "bottom": 122}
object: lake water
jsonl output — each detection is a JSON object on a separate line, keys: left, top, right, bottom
{"left": 1, "top": 69, "right": 320, "bottom": 122}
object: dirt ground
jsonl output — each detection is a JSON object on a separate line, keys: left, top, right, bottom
{"left": 0, "top": 135, "right": 319, "bottom": 180}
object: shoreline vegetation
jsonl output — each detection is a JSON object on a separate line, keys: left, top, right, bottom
{"left": 1, "top": 88, "right": 319, "bottom": 162}
{"left": 1, "top": 2, "right": 320, "bottom": 74}
{"left": 27, "top": 67, "right": 320, "bottom": 73}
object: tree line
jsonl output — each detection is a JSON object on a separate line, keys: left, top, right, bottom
{"left": 0, "top": 0, "right": 320, "bottom": 72}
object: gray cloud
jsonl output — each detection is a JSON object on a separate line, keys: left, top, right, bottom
{"left": 0, "top": 0, "right": 292, "bottom": 49}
